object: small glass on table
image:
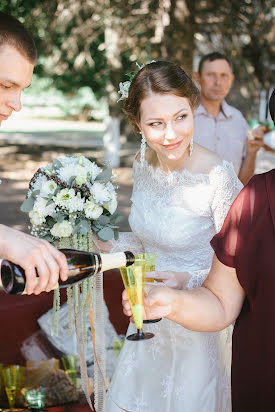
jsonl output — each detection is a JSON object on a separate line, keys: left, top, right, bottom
{"left": 136, "top": 253, "right": 162, "bottom": 324}
{"left": 61, "top": 355, "right": 77, "bottom": 386}
{"left": 120, "top": 258, "right": 154, "bottom": 341}
{"left": 2, "top": 365, "right": 25, "bottom": 411}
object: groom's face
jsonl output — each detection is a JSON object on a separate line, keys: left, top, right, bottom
{"left": 0, "top": 45, "right": 34, "bottom": 126}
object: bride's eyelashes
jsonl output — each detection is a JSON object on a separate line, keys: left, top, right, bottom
{"left": 147, "top": 114, "right": 188, "bottom": 128}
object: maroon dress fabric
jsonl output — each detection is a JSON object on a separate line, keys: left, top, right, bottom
{"left": 211, "top": 168, "right": 275, "bottom": 412}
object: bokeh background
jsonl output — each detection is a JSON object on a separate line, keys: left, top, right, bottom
{"left": 0, "top": 0, "right": 274, "bottom": 232}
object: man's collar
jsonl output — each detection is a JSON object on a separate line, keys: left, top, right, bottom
{"left": 196, "top": 100, "right": 233, "bottom": 119}
{"left": 220, "top": 100, "right": 233, "bottom": 118}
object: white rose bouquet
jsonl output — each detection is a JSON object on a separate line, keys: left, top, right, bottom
{"left": 21, "top": 155, "right": 123, "bottom": 242}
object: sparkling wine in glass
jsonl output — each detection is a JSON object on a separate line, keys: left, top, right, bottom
{"left": 136, "top": 253, "right": 162, "bottom": 324}
{"left": 120, "top": 258, "right": 154, "bottom": 341}
{"left": 2, "top": 365, "right": 25, "bottom": 410}
{"left": 61, "top": 355, "right": 77, "bottom": 386}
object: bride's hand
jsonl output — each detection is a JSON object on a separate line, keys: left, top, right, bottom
{"left": 146, "top": 270, "right": 191, "bottom": 290}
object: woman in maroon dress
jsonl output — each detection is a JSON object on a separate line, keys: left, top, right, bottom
{"left": 123, "top": 90, "right": 275, "bottom": 411}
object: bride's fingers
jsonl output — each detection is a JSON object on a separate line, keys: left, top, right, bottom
{"left": 146, "top": 271, "right": 168, "bottom": 281}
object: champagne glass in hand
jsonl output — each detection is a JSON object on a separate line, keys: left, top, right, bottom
{"left": 120, "top": 258, "right": 154, "bottom": 341}
{"left": 136, "top": 253, "right": 161, "bottom": 324}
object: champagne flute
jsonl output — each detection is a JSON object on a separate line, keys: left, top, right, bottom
{"left": 120, "top": 258, "right": 154, "bottom": 341}
{"left": 2, "top": 365, "right": 25, "bottom": 410}
{"left": 61, "top": 355, "right": 77, "bottom": 386}
{"left": 136, "top": 253, "right": 162, "bottom": 324}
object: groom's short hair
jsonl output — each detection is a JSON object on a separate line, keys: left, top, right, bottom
{"left": 0, "top": 12, "right": 37, "bottom": 63}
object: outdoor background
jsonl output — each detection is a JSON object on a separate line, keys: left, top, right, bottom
{"left": 0, "top": 0, "right": 274, "bottom": 233}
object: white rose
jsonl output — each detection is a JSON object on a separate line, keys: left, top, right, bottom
{"left": 31, "top": 175, "right": 48, "bottom": 192}
{"left": 50, "top": 220, "right": 73, "bottom": 238}
{"left": 58, "top": 165, "right": 75, "bottom": 183}
{"left": 29, "top": 209, "right": 46, "bottom": 225}
{"left": 84, "top": 198, "right": 103, "bottom": 219}
{"left": 90, "top": 182, "right": 111, "bottom": 205}
{"left": 40, "top": 180, "right": 57, "bottom": 196}
{"left": 75, "top": 166, "right": 88, "bottom": 186}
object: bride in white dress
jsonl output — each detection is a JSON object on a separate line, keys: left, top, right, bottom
{"left": 104, "top": 61, "right": 242, "bottom": 412}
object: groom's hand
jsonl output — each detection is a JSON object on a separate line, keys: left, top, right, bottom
{"left": 0, "top": 225, "right": 68, "bottom": 295}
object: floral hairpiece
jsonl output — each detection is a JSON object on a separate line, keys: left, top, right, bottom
{"left": 117, "top": 60, "right": 156, "bottom": 101}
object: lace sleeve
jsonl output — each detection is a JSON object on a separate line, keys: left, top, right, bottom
{"left": 210, "top": 161, "right": 243, "bottom": 233}
{"left": 185, "top": 268, "right": 210, "bottom": 290}
{"left": 110, "top": 232, "right": 144, "bottom": 255}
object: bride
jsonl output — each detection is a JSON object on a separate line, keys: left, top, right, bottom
{"left": 104, "top": 61, "right": 242, "bottom": 412}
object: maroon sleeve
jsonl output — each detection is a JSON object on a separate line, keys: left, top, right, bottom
{"left": 210, "top": 177, "right": 257, "bottom": 268}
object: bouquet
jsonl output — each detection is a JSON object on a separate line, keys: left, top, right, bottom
{"left": 20, "top": 155, "right": 123, "bottom": 242}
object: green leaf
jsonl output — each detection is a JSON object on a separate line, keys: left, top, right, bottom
{"left": 114, "top": 228, "right": 119, "bottom": 241}
{"left": 95, "top": 167, "right": 112, "bottom": 182}
{"left": 111, "top": 213, "right": 125, "bottom": 224}
{"left": 41, "top": 234, "right": 54, "bottom": 243}
{"left": 97, "top": 227, "right": 114, "bottom": 241}
{"left": 77, "top": 219, "right": 91, "bottom": 234}
{"left": 46, "top": 216, "right": 56, "bottom": 228}
{"left": 96, "top": 215, "right": 110, "bottom": 225}
{"left": 31, "top": 190, "right": 40, "bottom": 199}
{"left": 52, "top": 158, "right": 63, "bottom": 168}
{"left": 54, "top": 187, "right": 61, "bottom": 196}
{"left": 68, "top": 176, "right": 76, "bottom": 187}
{"left": 57, "top": 215, "right": 65, "bottom": 223}
{"left": 46, "top": 199, "right": 54, "bottom": 207}
{"left": 20, "top": 196, "right": 35, "bottom": 213}
{"left": 108, "top": 224, "right": 119, "bottom": 229}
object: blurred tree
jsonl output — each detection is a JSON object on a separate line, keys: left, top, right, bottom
{"left": 0, "top": 0, "right": 273, "bottom": 159}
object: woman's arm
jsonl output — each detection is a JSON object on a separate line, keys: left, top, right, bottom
{"left": 123, "top": 254, "right": 245, "bottom": 332}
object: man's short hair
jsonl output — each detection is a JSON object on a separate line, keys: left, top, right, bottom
{"left": 198, "top": 52, "right": 233, "bottom": 74}
{"left": 0, "top": 12, "right": 37, "bottom": 62}
{"left": 269, "top": 88, "right": 275, "bottom": 123}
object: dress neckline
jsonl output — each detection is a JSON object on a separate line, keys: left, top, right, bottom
{"left": 134, "top": 157, "right": 230, "bottom": 185}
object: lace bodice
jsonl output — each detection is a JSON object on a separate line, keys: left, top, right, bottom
{"left": 113, "top": 158, "right": 242, "bottom": 287}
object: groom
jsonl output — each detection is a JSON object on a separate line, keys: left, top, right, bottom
{"left": 0, "top": 12, "right": 68, "bottom": 294}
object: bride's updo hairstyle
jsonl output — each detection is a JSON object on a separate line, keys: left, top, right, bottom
{"left": 123, "top": 61, "right": 200, "bottom": 132}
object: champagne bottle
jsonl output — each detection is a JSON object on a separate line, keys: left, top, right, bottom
{"left": 1, "top": 249, "right": 135, "bottom": 295}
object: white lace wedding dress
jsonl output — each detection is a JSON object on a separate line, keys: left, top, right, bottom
{"left": 106, "top": 158, "right": 242, "bottom": 412}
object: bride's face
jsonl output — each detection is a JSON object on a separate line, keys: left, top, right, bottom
{"left": 139, "top": 93, "right": 194, "bottom": 166}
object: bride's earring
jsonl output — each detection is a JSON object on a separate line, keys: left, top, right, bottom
{"left": 189, "top": 137, "right": 193, "bottom": 157}
{"left": 140, "top": 133, "right": 147, "bottom": 166}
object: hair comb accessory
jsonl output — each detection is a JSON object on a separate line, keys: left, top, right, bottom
{"left": 117, "top": 60, "right": 156, "bottom": 102}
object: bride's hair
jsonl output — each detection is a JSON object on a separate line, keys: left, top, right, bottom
{"left": 123, "top": 61, "right": 200, "bottom": 132}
